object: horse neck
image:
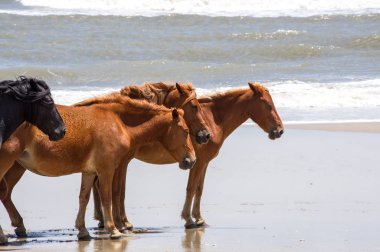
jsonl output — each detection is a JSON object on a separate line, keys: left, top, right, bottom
{"left": 99, "top": 102, "right": 171, "bottom": 147}
{"left": 127, "top": 113, "right": 172, "bottom": 148}
{"left": 0, "top": 95, "right": 25, "bottom": 142}
{"left": 209, "top": 90, "right": 251, "bottom": 140}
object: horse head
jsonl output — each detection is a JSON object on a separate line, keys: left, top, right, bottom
{"left": 161, "top": 108, "right": 196, "bottom": 170}
{"left": 246, "top": 82, "right": 284, "bottom": 140}
{"left": 21, "top": 78, "right": 66, "bottom": 141}
{"left": 170, "top": 83, "right": 211, "bottom": 145}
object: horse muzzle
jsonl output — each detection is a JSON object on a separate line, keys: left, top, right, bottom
{"left": 49, "top": 126, "right": 66, "bottom": 141}
{"left": 196, "top": 130, "right": 211, "bottom": 144}
{"left": 179, "top": 156, "right": 196, "bottom": 170}
{"left": 269, "top": 127, "right": 284, "bottom": 140}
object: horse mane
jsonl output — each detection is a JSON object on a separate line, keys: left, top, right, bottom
{"left": 198, "top": 88, "right": 246, "bottom": 102}
{"left": 0, "top": 76, "right": 53, "bottom": 104}
{"left": 74, "top": 92, "right": 174, "bottom": 115}
{"left": 198, "top": 83, "right": 268, "bottom": 102}
{"left": 120, "top": 82, "right": 194, "bottom": 104}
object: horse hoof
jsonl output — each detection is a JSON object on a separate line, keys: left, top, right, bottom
{"left": 110, "top": 231, "right": 123, "bottom": 239}
{"left": 122, "top": 228, "right": 134, "bottom": 234}
{"left": 15, "top": 229, "right": 27, "bottom": 238}
{"left": 196, "top": 219, "right": 209, "bottom": 227}
{"left": 0, "top": 236, "right": 8, "bottom": 245}
{"left": 77, "top": 234, "right": 92, "bottom": 241}
{"left": 77, "top": 229, "right": 92, "bottom": 241}
{"left": 116, "top": 225, "right": 129, "bottom": 232}
{"left": 97, "top": 221, "right": 105, "bottom": 229}
{"left": 121, "top": 222, "right": 133, "bottom": 231}
{"left": 185, "top": 223, "right": 198, "bottom": 229}
{"left": 196, "top": 218, "right": 204, "bottom": 226}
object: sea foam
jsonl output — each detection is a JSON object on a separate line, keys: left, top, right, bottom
{"left": 52, "top": 79, "right": 380, "bottom": 110}
{"left": 4, "top": 0, "right": 380, "bottom": 17}
{"left": 51, "top": 79, "right": 380, "bottom": 122}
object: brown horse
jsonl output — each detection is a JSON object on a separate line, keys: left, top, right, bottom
{"left": 0, "top": 94, "right": 195, "bottom": 242}
{"left": 92, "top": 82, "right": 283, "bottom": 229}
{"left": 180, "top": 83, "right": 283, "bottom": 228}
{"left": 72, "top": 90, "right": 201, "bottom": 239}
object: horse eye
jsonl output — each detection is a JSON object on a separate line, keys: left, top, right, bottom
{"left": 192, "top": 105, "right": 198, "bottom": 111}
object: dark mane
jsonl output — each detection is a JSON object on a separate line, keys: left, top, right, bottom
{"left": 0, "top": 76, "right": 53, "bottom": 104}
{"left": 74, "top": 92, "right": 174, "bottom": 115}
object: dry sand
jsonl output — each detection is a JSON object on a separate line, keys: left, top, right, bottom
{"left": 0, "top": 121, "right": 380, "bottom": 251}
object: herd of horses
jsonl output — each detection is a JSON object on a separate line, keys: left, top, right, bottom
{"left": 0, "top": 76, "right": 283, "bottom": 244}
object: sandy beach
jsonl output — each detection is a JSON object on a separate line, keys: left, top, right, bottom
{"left": 0, "top": 121, "right": 379, "bottom": 251}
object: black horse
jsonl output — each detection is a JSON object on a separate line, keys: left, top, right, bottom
{"left": 0, "top": 76, "right": 66, "bottom": 149}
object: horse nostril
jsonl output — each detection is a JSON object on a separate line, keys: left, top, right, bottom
{"left": 279, "top": 129, "right": 284, "bottom": 135}
{"left": 206, "top": 133, "right": 211, "bottom": 140}
{"left": 184, "top": 158, "right": 191, "bottom": 166}
{"left": 57, "top": 127, "right": 66, "bottom": 138}
{"left": 183, "top": 157, "right": 196, "bottom": 169}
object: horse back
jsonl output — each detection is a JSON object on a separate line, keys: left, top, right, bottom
{"left": 17, "top": 105, "right": 129, "bottom": 176}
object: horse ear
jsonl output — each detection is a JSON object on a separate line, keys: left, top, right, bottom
{"left": 176, "top": 83, "right": 185, "bottom": 94}
{"left": 248, "top": 82, "right": 263, "bottom": 96}
{"left": 172, "top": 109, "right": 179, "bottom": 119}
{"left": 29, "top": 78, "right": 37, "bottom": 89}
{"left": 30, "top": 78, "right": 43, "bottom": 91}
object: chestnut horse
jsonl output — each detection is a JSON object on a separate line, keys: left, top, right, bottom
{"left": 0, "top": 94, "right": 195, "bottom": 242}
{"left": 92, "top": 82, "right": 283, "bottom": 229}
{"left": 73, "top": 91, "right": 199, "bottom": 239}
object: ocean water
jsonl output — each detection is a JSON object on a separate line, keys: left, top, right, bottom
{"left": 1, "top": 0, "right": 380, "bottom": 121}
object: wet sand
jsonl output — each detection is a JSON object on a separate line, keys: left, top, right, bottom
{"left": 1, "top": 122, "right": 380, "bottom": 251}
{"left": 285, "top": 120, "right": 380, "bottom": 133}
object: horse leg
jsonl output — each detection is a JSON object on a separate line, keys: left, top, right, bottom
{"left": 92, "top": 176, "right": 104, "bottom": 228}
{"left": 192, "top": 163, "right": 209, "bottom": 227}
{"left": 97, "top": 170, "right": 122, "bottom": 239}
{"left": 1, "top": 163, "right": 27, "bottom": 237}
{"left": 0, "top": 137, "right": 23, "bottom": 244}
{"left": 181, "top": 162, "right": 204, "bottom": 229}
{"left": 0, "top": 179, "right": 7, "bottom": 200}
{"left": 112, "top": 167, "right": 125, "bottom": 231}
{"left": 75, "top": 173, "right": 96, "bottom": 240}
{"left": 119, "top": 166, "right": 133, "bottom": 231}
